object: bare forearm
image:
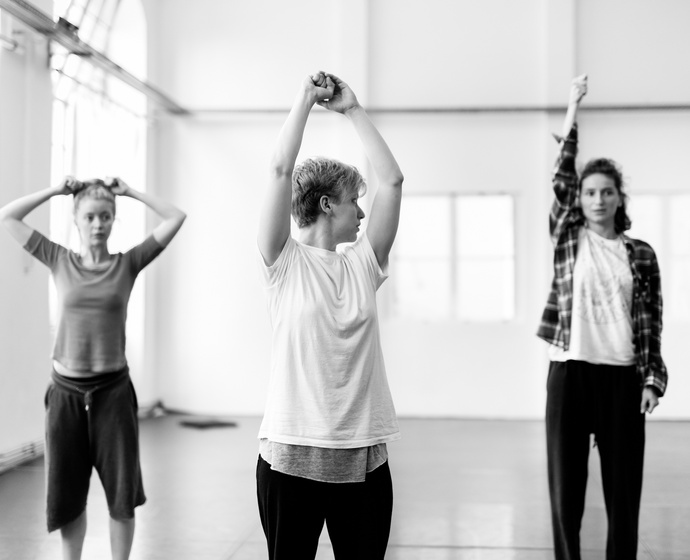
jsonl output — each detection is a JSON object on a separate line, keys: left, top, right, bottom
{"left": 0, "top": 186, "right": 62, "bottom": 223}
{"left": 271, "top": 91, "right": 315, "bottom": 176}
{"left": 562, "top": 75, "right": 587, "bottom": 138}
{"left": 259, "top": 91, "right": 316, "bottom": 264}
{"left": 345, "top": 105, "right": 404, "bottom": 188}
{"left": 345, "top": 105, "right": 403, "bottom": 267}
{"left": 123, "top": 188, "right": 186, "bottom": 221}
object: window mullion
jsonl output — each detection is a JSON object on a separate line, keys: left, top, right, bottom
{"left": 450, "top": 194, "right": 458, "bottom": 320}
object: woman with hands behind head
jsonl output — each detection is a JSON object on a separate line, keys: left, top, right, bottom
{"left": 257, "top": 71, "right": 404, "bottom": 560}
{"left": 0, "top": 176, "right": 185, "bottom": 560}
{"left": 537, "top": 75, "right": 667, "bottom": 560}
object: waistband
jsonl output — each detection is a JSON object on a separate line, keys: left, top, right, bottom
{"left": 51, "top": 366, "right": 130, "bottom": 411}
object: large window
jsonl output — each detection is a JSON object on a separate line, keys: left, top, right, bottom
{"left": 50, "top": 0, "right": 148, "bottom": 252}
{"left": 391, "top": 194, "right": 515, "bottom": 321}
{"left": 627, "top": 194, "right": 690, "bottom": 322}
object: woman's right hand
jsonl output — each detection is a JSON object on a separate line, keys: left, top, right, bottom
{"left": 561, "top": 74, "right": 588, "bottom": 137}
{"left": 56, "top": 176, "right": 82, "bottom": 196}
{"left": 302, "top": 71, "right": 335, "bottom": 104}
{"left": 569, "top": 74, "right": 588, "bottom": 106}
{"left": 316, "top": 73, "right": 360, "bottom": 115}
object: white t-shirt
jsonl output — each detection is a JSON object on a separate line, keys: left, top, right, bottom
{"left": 259, "top": 234, "right": 400, "bottom": 449}
{"left": 550, "top": 227, "right": 635, "bottom": 365}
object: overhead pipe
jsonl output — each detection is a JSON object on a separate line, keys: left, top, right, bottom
{"left": 0, "top": 0, "right": 189, "bottom": 115}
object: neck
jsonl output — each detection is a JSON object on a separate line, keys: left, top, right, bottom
{"left": 80, "top": 244, "right": 110, "bottom": 264}
{"left": 298, "top": 223, "right": 338, "bottom": 252}
{"left": 586, "top": 221, "right": 618, "bottom": 239}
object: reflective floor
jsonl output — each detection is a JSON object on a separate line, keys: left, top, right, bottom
{"left": 1, "top": 415, "right": 688, "bottom": 559}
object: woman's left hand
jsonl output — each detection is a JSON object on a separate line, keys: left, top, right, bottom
{"left": 317, "top": 73, "right": 360, "bottom": 115}
{"left": 106, "top": 177, "right": 130, "bottom": 196}
{"left": 640, "top": 387, "right": 659, "bottom": 414}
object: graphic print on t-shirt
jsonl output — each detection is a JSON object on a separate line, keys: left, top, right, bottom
{"left": 574, "top": 228, "right": 632, "bottom": 325}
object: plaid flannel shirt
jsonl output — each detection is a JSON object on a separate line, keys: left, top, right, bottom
{"left": 536, "top": 125, "right": 668, "bottom": 396}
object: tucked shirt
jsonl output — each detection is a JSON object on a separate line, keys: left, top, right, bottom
{"left": 24, "top": 230, "right": 163, "bottom": 372}
{"left": 537, "top": 125, "right": 668, "bottom": 395}
{"left": 259, "top": 234, "right": 400, "bottom": 449}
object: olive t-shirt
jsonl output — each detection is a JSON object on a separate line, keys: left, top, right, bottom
{"left": 24, "top": 230, "right": 163, "bottom": 372}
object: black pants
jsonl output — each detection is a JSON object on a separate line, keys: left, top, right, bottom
{"left": 256, "top": 456, "right": 393, "bottom": 560}
{"left": 546, "top": 360, "right": 645, "bottom": 560}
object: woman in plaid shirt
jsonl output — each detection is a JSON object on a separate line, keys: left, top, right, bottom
{"left": 537, "top": 75, "right": 667, "bottom": 560}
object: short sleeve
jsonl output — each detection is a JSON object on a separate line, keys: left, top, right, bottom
{"left": 125, "top": 234, "right": 164, "bottom": 274}
{"left": 23, "top": 230, "right": 67, "bottom": 270}
{"left": 342, "top": 234, "right": 388, "bottom": 290}
{"left": 260, "top": 236, "right": 297, "bottom": 289}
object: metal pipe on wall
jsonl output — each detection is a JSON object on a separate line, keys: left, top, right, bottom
{"left": 0, "top": 0, "right": 188, "bottom": 114}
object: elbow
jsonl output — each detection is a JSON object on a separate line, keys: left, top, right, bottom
{"left": 270, "top": 166, "right": 293, "bottom": 183}
{"left": 0, "top": 209, "right": 13, "bottom": 227}
{"left": 391, "top": 171, "right": 404, "bottom": 190}
{"left": 269, "top": 157, "right": 294, "bottom": 181}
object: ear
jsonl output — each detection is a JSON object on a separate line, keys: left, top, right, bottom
{"left": 319, "top": 195, "right": 332, "bottom": 215}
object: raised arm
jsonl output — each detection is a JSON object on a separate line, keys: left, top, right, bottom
{"left": 258, "top": 73, "right": 335, "bottom": 266}
{"left": 318, "top": 73, "right": 404, "bottom": 268}
{"left": 0, "top": 177, "right": 75, "bottom": 246}
{"left": 549, "top": 75, "right": 588, "bottom": 244}
{"left": 562, "top": 74, "right": 587, "bottom": 138}
{"left": 107, "top": 178, "right": 186, "bottom": 248}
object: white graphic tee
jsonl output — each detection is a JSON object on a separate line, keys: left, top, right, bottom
{"left": 550, "top": 227, "right": 635, "bottom": 365}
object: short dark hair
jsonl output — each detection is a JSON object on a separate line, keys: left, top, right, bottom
{"left": 579, "top": 158, "right": 631, "bottom": 233}
{"left": 291, "top": 157, "right": 366, "bottom": 228}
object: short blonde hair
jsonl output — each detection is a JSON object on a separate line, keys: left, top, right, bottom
{"left": 291, "top": 157, "right": 366, "bottom": 228}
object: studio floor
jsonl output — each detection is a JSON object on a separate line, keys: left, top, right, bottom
{"left": 0, "top": 415, "right": 688, "bottom": 560}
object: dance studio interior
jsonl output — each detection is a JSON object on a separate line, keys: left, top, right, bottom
{"left": 1, "top": 0, "right": 689, "bottom": 558}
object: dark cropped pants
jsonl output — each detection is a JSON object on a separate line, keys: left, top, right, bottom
{"left": 546, "top": 360, "right": 645, "bottom": 560}
{"left": 256, "top": 455, "right": 393, "bottom": 560}
{"left": 44, "top": 366, "right": 146, "bottom": 532}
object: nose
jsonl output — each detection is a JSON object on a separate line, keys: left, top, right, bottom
{"left": 357, "top": 204, "right": 365, "bottom": 220}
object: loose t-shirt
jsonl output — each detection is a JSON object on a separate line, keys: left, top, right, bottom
{"left": 549, "top": 227, "right": 635, "bottom": 365}
{"left": 24, "top": 230, "right": 163, "bottom": 372}
{"left": 259, "top": 234, "right": 400, "bottom": 449}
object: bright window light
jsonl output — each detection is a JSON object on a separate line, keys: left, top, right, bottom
{"left": 627, "top": 194, "right": 690, "bottom": 322}
{"left": 391, "top": 194, "right": 515, "bottom": 322}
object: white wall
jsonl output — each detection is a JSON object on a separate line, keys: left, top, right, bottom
{"left": 0, "top": 1, "right": 55, "bottom": 454}
{"left": 141, "top": 0, "right": 690, "bottom": 419}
